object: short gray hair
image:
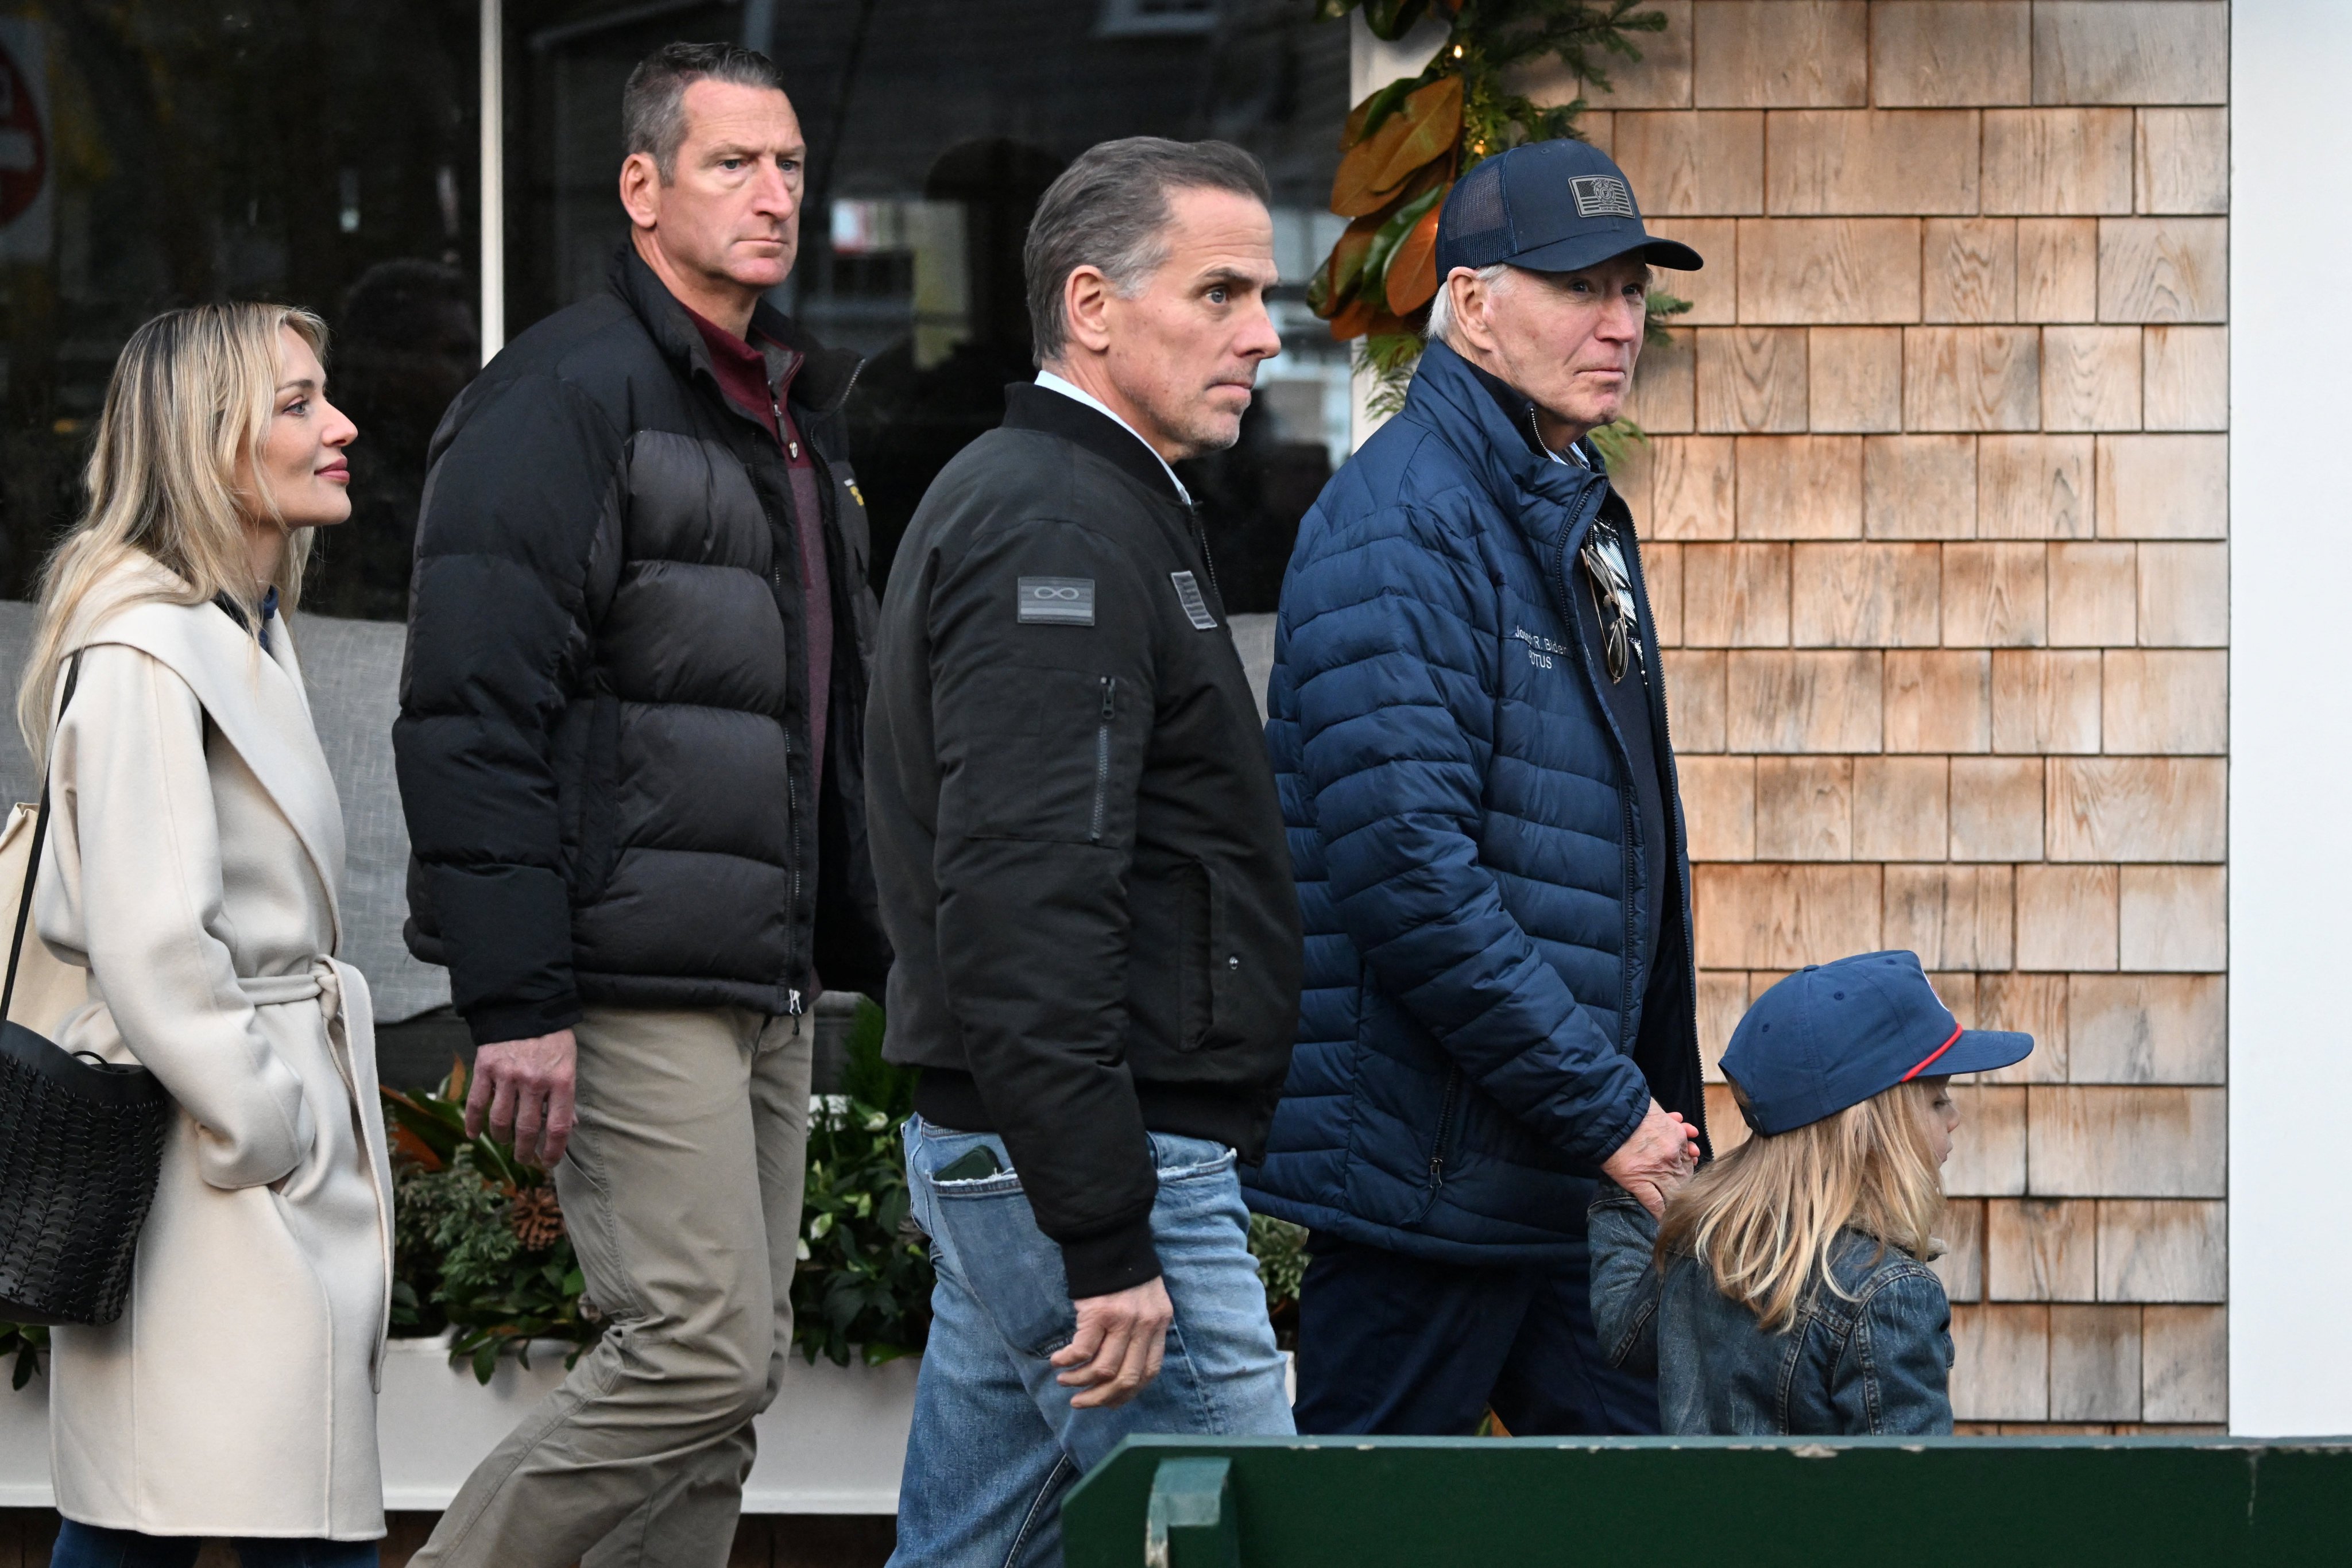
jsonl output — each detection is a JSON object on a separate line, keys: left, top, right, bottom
{"left": 1425, "top": 263, "right": 1512, "bottom": 348}
{"left": 622, "top": 42, "right": 788, "bottom": 183}
{"left": 1024, "top": 137, "right": 1271, "bottom": 365}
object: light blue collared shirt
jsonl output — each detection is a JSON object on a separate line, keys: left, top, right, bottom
{"left": 1034, "top": 370, "right": 1193, "bottom": 505}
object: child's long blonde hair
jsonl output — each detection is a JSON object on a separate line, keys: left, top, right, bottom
{"left": 17, "top": 303, "right": 325, "bottom": 762}
{"left": 1656, "top": 1078, "right": 1945, "bottom": 1333}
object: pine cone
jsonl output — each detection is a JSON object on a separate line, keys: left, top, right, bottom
{"left": 509, "top": 1185, "right": 566, "bottom": 1250}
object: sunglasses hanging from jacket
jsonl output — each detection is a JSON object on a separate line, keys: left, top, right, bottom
{"left": 1579, "top": 517, "right": 1644, "bottom": 685}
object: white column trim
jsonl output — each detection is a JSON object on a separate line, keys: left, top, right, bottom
{"left": 1344, "top": 13, "right": 1446, "bottom": 451}
{"left": 2228, "top": 0, "right": 2352, "bottom": 1437}
{"left": 479, "top": 0, "right": 505, "bottom": 363}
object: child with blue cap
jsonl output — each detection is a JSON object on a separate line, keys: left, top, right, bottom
{"left": 1588, "top": 950, "right": 2033, "bottom": 1435}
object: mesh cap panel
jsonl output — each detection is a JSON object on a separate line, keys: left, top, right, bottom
{"left": 1433, "top": 156, "right": 1511, "bottom": 277}
{"left": 1450, "top": 158, "right": 1507, "bottom": 243}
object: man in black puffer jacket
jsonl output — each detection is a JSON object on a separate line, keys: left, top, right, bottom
{"left": 393, "top": 44, "right": 886, "bottom": 1568}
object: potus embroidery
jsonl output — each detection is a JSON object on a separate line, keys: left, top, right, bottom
{"left": 1511, "top": 626, "right": 1571, "bottom": 671}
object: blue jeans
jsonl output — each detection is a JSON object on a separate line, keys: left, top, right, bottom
{"left": 51, "top": 1521, "right": 377, "bottom": 1567}
{"left": 889, "top": 1117, "right": 1294, "bottom": 1568}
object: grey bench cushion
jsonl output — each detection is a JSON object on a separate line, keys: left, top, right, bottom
{"left": 0, "top": 603, "right": 1280, "bottom": 1029}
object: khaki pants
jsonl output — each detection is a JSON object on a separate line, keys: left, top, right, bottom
{"left": 413, "top": 1006, "right": 811, "bottom": 1568}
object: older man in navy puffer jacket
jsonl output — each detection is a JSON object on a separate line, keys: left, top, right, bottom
{"left": 1244, "top": 140, "right": 1711, "bottom": 1437}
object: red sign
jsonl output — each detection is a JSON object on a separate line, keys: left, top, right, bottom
{"left": 0, "top": 37, "right": 45, "bottom": 231}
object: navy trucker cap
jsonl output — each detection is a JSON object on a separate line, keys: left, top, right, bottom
{"left": 1433, "top": 138, "right": 1703, "bottom": 281}
{"left": 1717, "top": 951, "right": 2033, "bottom": 1136}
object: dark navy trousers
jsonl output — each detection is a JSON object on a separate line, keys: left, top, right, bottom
{"left": 1291, "top": 1232, "right": 1663, "bottom": 1437}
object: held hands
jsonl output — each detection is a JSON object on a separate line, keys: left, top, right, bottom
{"left": 1053, "top": 1276, "right": 1175, "bottom": 1410}
{"left": 466, "top": 1028, "right": 579, "bottom": 1168}
{"left": 1600, "top": 1099, "right": 1703, "bottom": 1219}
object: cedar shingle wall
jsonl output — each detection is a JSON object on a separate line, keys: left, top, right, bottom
{"left": 1558, "top": 0, "right": 2230, "bottom": 1430}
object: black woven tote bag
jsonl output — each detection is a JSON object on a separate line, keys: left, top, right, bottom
{"left": 0, "top": 652, "right": 169, "bottom": 1326}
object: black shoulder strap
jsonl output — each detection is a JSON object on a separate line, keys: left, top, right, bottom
{"left": 5, "top": 649, "right": 84, "bottom": 1024}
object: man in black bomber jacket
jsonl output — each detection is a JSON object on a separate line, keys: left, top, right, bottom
{"left": 865, "top": 137, "right": 1302, "bottom": 1564}
{"left": 393, "top": 46, "right": 888, "bottom": 1568}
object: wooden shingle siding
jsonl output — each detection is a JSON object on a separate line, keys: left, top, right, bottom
{"left": 1697, "top": 326, "right": 1808, "bottom": 431}
{"left": 1990, "top": 649, "right": 2103, "bottom": 755}
{"left": 1683, "top": 543, "right": 1792, "bottom": 646}
{"left": 2029, "top": 3, "right": 2229, "bottom": 107}
{"left": 1690, "top": 1, "right": 1870, "bottom": 108}
{"left": 2015, "top": 865, "right": 2119, "bottom": 971}
{"left": 1870, "top": 2, "right": 2032, "bottom": 109}
{"left": 1617, "top": 3, "right": 2226, "bottom": 1426}
{"left": 1982, "top": 109, "right": 2135, "bottom": 215}
{"left": 2096, "top": 1201, "right": 2227, "bottom": 1303}
{"left": 2134, "top": 109, "right": 2229, "bottom": 216}
{"left": 2140, "top": 326, "right": 2229, "bottom": 431}
{"left": 2049, "top": 1304, "right": 2144, "bottom": 1421}
{"left": 2100, "top": 649, "right": 2226, "bottom": 756}
{"left": 1738, "top": 218, "right": 1923, "bottom": 323}
{"left": 2068, "top": 974, "right": 2226, "bottom": 1085}
{"left": 1940, "top": 543, "right": 2048, "bottom": 648}
{"left": 1753, "top": 755, "right": 1852, "bottom": 860}
{"left": 1808, "top": 327, "right": 1905, "bottom": 431}
{"left": 2141, "top": 1306, "right": 2227, "bottom": 1422}
{"left": 1977, "top": 434, "right": 2092, "bottom": 539}
{"left": 1766, "top": 110, "right": 1983, "bottom": 215}
{"left": 1948, "top": 756, "right": 2046, "bottom": 863}
{"left": 1613, "top": 111, "right": 1765, "bottom": 214}
{"left": 2017, "top": 216, "right": 2102, "bottom": 320}
{"left": 1864, "top": 434, "right": 1978, "bottom": 539}
{"left": 1924, "top": 218, "right": 2019, "bottom": 324}
{"left": 2041, "top": 326, "right": 2144, "bottom": 432}
{"left": 1989, "top": 1199, "right": 2098, "bottom": 1302}
{"left": 2097, "top": 218, "right": 2227, "bottom": 323}
{"left": 1649, "top": 436, "right": 1738, "bottom": 539}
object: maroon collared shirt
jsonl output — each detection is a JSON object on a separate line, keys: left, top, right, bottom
{"left": 686, "top": 307, "right": 833, "bottom": 790}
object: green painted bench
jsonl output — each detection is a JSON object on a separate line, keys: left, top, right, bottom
{"left": 1059, "top": 1434, "right": 2352, "bottom": 1567}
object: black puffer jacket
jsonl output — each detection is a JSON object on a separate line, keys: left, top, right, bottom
{"left": 866, "top": 385, "right": 1301, "bottom": 1296}
{"left": 397, "top": 246, "right": 889, "bottom": 1044}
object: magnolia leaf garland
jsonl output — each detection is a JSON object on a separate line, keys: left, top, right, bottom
{"left": 1306, "top": 0, "right": 1689, "bottom": 425}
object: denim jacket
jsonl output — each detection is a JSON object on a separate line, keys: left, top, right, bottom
{"left": 1588, "top": 1184, "right": 1955, "bottom": 1435}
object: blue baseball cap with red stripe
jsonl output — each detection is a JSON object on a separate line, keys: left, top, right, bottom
{"left": 1718, "top": 951, "right": 2033, "bottom": 1136}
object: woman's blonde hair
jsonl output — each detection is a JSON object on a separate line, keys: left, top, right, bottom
{"left": 1655, "top": 1077, "right": 1946, "bottom": 1333}
{"left": 17, "top": 303, "right": 327, "bottom": 760}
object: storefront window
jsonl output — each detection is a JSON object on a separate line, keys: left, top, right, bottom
{"left": 3, "top": 1, "right": 1346, "bottom": 618}
{"left": 516, "top": 0, "right": 1349, "bottom": 612}
{"left": 0, "top": 1, "right": 481, "bottom": 612}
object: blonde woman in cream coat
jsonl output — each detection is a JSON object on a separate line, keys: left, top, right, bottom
{"left": 17, "top": 303, "right": 392, "bottom": 1567}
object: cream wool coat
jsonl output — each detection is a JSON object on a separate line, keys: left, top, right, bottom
{"left": 31, "top": 561, "right": 393, "bottom": 1540}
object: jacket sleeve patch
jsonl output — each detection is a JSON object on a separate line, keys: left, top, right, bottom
{"left": 1169, "top": 570, "right": 1218, "bottom": 630}
{"left": 1017, "top": 576, "right": 1095, "bottom": 626}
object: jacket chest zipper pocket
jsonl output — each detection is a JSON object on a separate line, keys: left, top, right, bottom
{"left": 1089, "top": 677, "right": 1116, "bottom": 844}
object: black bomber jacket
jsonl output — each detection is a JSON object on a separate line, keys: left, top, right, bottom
{"left": 864, "top": 383, "right": 1302, "bottom": 1296}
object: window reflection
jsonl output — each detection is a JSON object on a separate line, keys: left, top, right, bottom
{"left": 310, "top": 260, "right": 479, "bottom": 620}
{"left": 527, "top": 0, "right": 1352, "bottom": 613}
{"left": 843, "top": 140, "right": 1067, "bottom": 594}
{"left": 4, "top": 1, "right": 1354, "bottom": 619}
{"left": 0, "top": 0, "right": 478, "bottom": 606}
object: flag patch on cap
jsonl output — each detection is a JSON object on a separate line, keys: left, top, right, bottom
{"left": 1017, "top": 576, "right": 1095, "bottom": 625}
{"left": 1570, "top": 175, "right": 1635, "bottom": 219}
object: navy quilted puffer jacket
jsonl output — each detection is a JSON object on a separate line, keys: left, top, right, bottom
{"left": 1242, "top": 338, "right": 1708, "bottom": 1264}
